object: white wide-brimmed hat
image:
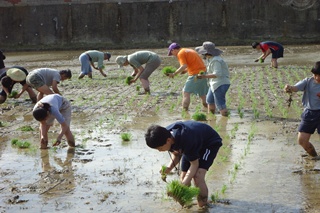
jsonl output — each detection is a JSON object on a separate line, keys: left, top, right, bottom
{"left": 115, "top": 56, "right": 128, "bottom": 68}
{"left": 7, "top": 68, "right": 26, "bottom": 81}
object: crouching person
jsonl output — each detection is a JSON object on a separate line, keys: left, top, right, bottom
{"left": 145, "top": 120, "right": 222, "bottom": 207}
{"left": 32, "top": 94, "right": 75, "bottom": 149}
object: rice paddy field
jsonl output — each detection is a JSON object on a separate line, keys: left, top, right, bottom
{"left": 0, "top": 45, "right": 320, "bottom": 213}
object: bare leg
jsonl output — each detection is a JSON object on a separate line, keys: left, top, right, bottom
{"left": 271, "top": 58, "right": 278, "bottom": 68}
{"left": 140, "top": 78, "right": 150, "bottom": 94}
{"left": 193, "top": 168, "right": 208, "bottom": 207}
{"left": 26, "top": 87, "right": 37, "bottom": 103}
{"left": 182, "top": 92, "right": 191, "bottom": 111}
{"left": 298, "top": 132, "right": 318, "bottom": 157}
{"left": 208, "top": 103, "right": 215, "bottom": 114}
{"left": 220, "top": 108, "right": 228, "bottom": 116}
{"left": 65, "top": 129, "right": 75, "bottom": 147}
{"left": 199, "top": 95, "right": 208, "bottom": 108}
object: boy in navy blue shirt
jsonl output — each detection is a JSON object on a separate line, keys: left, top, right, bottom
{"left": 145, "top": 120, "right": 222, "bottom": 207}
{"left": 284, "top": 61, "right": 320, "bottom": 159}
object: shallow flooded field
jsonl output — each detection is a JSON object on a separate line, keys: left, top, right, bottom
{"left": 1, "top": 45, "right": 320, "bottom": 213}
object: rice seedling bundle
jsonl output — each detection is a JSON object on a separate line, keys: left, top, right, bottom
{"left": 8, "top": 90, "right": 18, "bottom": 98}
{"left": 166, "top": 180, "right": 200, "bottom": 207}
{"left": 162, "top": 66, "right": 176, "bottom": 75}
{"left": 11, "top": 139, "right": 31, "bottom": 148}
{"left": 125, "top": 76, "right": 134, "bottom": 85}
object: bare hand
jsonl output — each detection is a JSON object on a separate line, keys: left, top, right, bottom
{"left": 129, "top": 79, "right": 135, "bottom": 85}
{"left": 197, "top": 75, "right": 203, "bottom": 79}
{"left": 284, "top": 85, "right": 292, "bottom": 93}
{"left": 168, "top": 73, "right": 175, "bottom": 78}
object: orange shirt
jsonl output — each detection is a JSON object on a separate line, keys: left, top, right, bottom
{"left": 177, "top": 48, "right": 206, "bottom": 76}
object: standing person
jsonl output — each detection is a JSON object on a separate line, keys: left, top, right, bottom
{"left": 167, "top": 43, "right": 208, "bottom": 111}
{"left": 115, "top": 51, "right": 161, "bottom": 94}
{"left": 252, "top": 41, "right": 284, "bottom": 68}
{"left": 26, "top": 68, "right": 72, "bottom": 101}
{"left": 0, "top": 66, "right": 37, "bottom": 104}
{"left": 145, "top": 121, "right": 222, "bottom": 207}
{"left": 32, "top": 94, "right": 75, "bottom": 149}
{"left": 284, "top": 61, "right": 320, "bottom": 160}
{"left": 195, "top": 41, "right": 230, "bottom": 116}
{"left": 0, "top": 50, "right": 6, "bottom": 75}
{"left": 78, "top": 50, "right": 111, "bottom": 79}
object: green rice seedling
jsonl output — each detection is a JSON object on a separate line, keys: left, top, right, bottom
{"left": 11, "top": 139, "right": 31, "bottom": 148}
{"left": 136, "top": 85, "right": 140, "bottom": 91}
{"left": 11, "top": 138, "right": 19, "bottom": 145}
{"left": 161, "top": 165, "right": 167, "bottom": 182}
{"left": 125, "top": 76, "right": 134, "bottom": 85}
{"left": 211, "top": 191, "right": 220, "bottom": 203}
{"left": 18, "top": 125, "right": 34, "bottom": 131}
{"left": 192, "top": 112, "right": 207, "bottom": 121}
{"left": 221, "top": 184, "right": 227, "bottom": 194}
{"left": 120, "top": 132, "right": 132, "bottom": 141}
{"left": 199, "top": 71, "right": 205, "bottom": 75}
{"left": 0, "top": 121, "right": 4, "bottom": 127}
{"left": 8, "top": 90, "right": 18, "bottom": 98}
{"left": 166, "top": 180, "right": 200, "bottom": 207}
{"left": 161, "top": 66, "right": 176, "bottom": 75}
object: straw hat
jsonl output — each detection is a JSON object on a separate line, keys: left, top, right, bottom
{"left": 7, "top": 68, "right": 26, "bottom": 81}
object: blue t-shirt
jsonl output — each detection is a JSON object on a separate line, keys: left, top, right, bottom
{"left": 295, "top": 77, "right": 320, "bottom": 110}
{"left": 166, "top": 121, "right": 222, "bottom": 162}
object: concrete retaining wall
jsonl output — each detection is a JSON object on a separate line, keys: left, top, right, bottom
{"left": 1, "top": 0, "right": 320, "bottom": 50}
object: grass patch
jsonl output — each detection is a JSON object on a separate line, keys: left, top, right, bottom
{"left": 120, "top": 132, "right": 132, "bottom": 141}
{"left": 11, "top": 138, "right": 31, "bottom": 148}
{"left": 18, "top": 125, "right": 34, "bottom": 131}
{"left": 192, "top": 112, "right": 207, "bottom": 121}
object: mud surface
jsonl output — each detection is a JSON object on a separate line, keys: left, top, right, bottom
{"left": 1, "top": 45, "right": 320, "bottom": 213}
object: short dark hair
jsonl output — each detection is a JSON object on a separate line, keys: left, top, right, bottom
{"left": 1, "top": 76, "right": 13, "bottom": 88}
{"left": 311, "top": 61, "right": 320, "bottom": 75}
{"left": 251, "top": 42, "right": 260, "bottom": 48}
{"left": 145, "top": 125, "right": 171, "bottom": 148}
{"left": 60, "top": 69, "right": 72, "bottom": 79}
{"left": 33, "top": 103, "right": 51, "bottom": 121}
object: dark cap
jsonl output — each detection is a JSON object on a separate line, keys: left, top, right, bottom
{"left": 168, "top": 43, "right": 181, "bottom": 56}
{"left": 105, "top": 52, "right": 111, "bottom": 61}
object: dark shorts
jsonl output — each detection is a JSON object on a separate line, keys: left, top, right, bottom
{"left": 298, "top": 109, "right": 320, "bottom": 134}
{"left": 271, "top": 47, "right": 284, "bottom": 59}
{"left": 181, "top": 143, "right": 222, "bottom": 171}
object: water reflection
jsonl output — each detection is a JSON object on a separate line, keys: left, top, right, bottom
{"left": 40, "top": 148, "right": 75, "bottom": 196}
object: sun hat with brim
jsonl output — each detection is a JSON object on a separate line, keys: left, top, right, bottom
{"left": 168, "top": 42, "right": 181, "bottom": 56}
{"left": 7, "top": 68, "right": 26, "bottom": 81}
{"left": 115, "top": 56, "right": 128, "bottom": 68}
{"left": 195, "top": 41, "right": 223, "bottom": 57}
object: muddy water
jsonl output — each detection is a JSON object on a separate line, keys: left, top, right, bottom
{"left": 1, "top": 45, "right": 320, "bottom": 213}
